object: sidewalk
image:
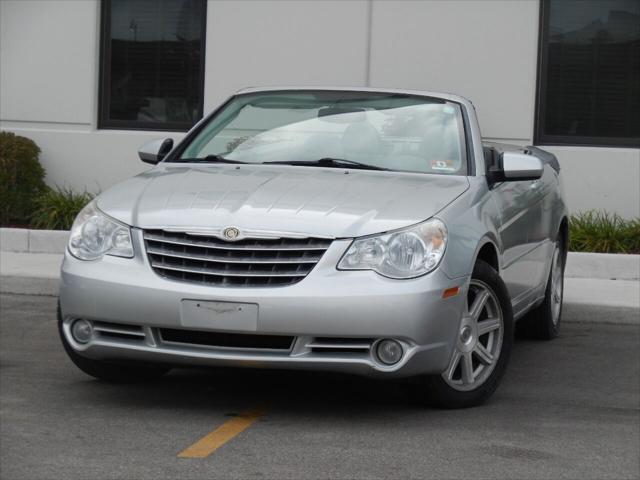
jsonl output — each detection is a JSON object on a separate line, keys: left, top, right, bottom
{"left": 1, "top": 251, "right": 638, "bottom": 322}
{"left": 0, "top": 252, "right": 62, "bottom": 296}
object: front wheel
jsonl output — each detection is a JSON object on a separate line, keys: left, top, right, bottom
{"left": 415, "top": 260, "right": 514, "bottom": 408}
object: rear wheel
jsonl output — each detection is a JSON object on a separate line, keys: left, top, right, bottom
{"left": 517, "top": 240, "right": 565, "bottom": 340}
{"left": 58, "top": 305, "right": 170, "bottom": 382}
{"left": 416, "top": 260, "right": 513, "bottom": 408}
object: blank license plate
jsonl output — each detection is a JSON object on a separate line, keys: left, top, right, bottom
{"left": 180, "top": 300, "right": 258, "bottom": 332}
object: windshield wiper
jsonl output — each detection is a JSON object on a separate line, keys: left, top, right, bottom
{"left": 176, "top": 155, "right": 247, "bottom": 164}
{"left": 263, "top": 158, "right": 388, "bottom": 171}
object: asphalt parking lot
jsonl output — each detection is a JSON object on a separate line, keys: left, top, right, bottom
{"left": 1, "top": 293, "right": 638, "bottom": 480}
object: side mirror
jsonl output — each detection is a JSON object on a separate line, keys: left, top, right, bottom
{"left": 138, "top": 138, "right": 174, "bottom": 164}
{"left": 488, "top": 152, "right": 543, "bottom": 185}
{"left": 502, "top": 152, "right": 543, "bottom": 181}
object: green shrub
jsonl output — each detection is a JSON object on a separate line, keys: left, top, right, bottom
{"left": 31, "top": 187, "right": 94, "bottom": 231}
{"left": 569, "top": 211, "right": 640, "bottom": 254}
{"left": 0, "top": 131, "right": 47, "bottom": 226}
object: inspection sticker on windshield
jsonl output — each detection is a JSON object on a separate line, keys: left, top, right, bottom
{"left": 431, "top": 160, "right": 456, "bottom": 172}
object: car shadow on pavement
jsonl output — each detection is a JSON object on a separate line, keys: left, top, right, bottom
{"left": 71, "top": 366, "right": 427, "bottom": 416}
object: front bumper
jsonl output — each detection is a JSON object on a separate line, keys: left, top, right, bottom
{"left": 59, "top": 230, "right": 469, "bottom": 378}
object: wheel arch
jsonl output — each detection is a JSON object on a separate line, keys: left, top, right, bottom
{"left": 473, "top": 238, "right": 501, "bottom": 274}
{"left": 558, "top": 216, "right": 569, "bottom": 262}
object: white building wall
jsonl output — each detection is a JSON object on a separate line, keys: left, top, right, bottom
{"left": 203, "top": 0, "right": 370, "bottom": 110}
{"left": 370, "top": 0, "right": 539, "bottom": 142}
{"left": 1, "top": 0, "right": 638, "bottom": 217}
{"left": 0, "top": 0, "right": 96, "bottom": 125}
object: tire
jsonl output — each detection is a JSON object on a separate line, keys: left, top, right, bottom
{"left": 516, "top": 239, "right": 565, "bottom": 340}
{"left": 58, "top": 304, "right": 170, "bottom": 382}
{"left": 415, "top": 260, "right": 514, "bottom": 409}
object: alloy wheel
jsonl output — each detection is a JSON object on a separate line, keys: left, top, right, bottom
{"left": 442, "top": 280, "right": 504, "bottom": 392}
{"left": 550, "top": 244, "right": 563, "bottom": 325}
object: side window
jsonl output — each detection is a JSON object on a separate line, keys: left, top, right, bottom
{"left": 99, "top": 0, "right": 206, "bottom": 131}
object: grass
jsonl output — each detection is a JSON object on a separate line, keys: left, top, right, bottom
{"left": 30, "top": 187, "right": 94, "bottom": 230}
{"left": 569, "top": 210, "right": 640, "bottom": 254}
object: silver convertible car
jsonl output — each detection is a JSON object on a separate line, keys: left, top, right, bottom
{"left": 59, "top": 87, "right": 567, "bottom": 408}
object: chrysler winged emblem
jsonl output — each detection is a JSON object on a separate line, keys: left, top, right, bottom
{"left": 222, "top": 226, "right": 240, "bottom": 241}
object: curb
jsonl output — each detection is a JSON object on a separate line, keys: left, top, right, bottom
{"left": 0, "top": 276, "right": 60, "bottom": 296}
{"left": 1, "top": 228, "right": 69, "bottom": 254}
{"left": 0, "top": 252, "right": 63, "bottom": 296}
{"left": 565, "top": 251, "right": 639, "bottom": 281}
{"left": 562, "top": 303, "right": 640, "bottom": 326}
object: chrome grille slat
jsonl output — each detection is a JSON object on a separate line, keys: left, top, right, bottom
{"left": 146, "top": 246, "right": 322, "bottom": 264}
{"left": 93, "top": 321, "right": 146, "bottom": 337}
{"left": 306, "top": 342, "right": 371, "bottom": 350}
{"left": 144, "top": 232, "right": 329, "bottom": 251}
{"left": 307, "top": 337, "right": 375, "bottom": 354}
{"left": 151, "top": 262, "right": 309, "bottom": 278}
{"left": 143, "top": 229, "right": 332, "bottom": 287}
{"left": 93, "top": 321, "right": 146, "bottom": 342}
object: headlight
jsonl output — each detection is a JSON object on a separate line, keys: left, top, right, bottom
{"left": 68, "top": 201, "right": 134, "bottom": 261}
{"left": 338, "top": 218, "right": 447, "bottom": 279}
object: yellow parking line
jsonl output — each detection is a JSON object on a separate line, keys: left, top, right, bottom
{"left": 178, "top": 409, "right": 264, "bottom": 458}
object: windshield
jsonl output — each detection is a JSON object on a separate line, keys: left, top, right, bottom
{"left": 177, "top": 90, "right": 468, "bottom": 175}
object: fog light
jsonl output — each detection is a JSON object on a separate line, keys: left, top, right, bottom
{"left": 376, "top": 339, "right": 403, "bottom": 365}
{"left": 71, "top": 319, "right": 93, "bottom": 344}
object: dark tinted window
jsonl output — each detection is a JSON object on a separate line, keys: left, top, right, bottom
{"left": 536, "top": 0, "right": 640, "bottom": 147}
{"left": 99, "top": 0, "right": 206, "bottom": 131}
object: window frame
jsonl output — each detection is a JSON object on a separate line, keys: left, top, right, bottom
{"left": 98, "top": 0, "right": 207, "bottom": 132}
{"left": 534, "top": 0, "right": 640, "bottom": 148}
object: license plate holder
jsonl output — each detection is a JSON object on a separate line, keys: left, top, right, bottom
{"left": 180, "top": 300, "right": 258, "bottom": 332}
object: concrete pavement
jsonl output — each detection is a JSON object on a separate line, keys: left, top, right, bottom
{"left": 0, "top": 293, "right": 638, "bottom": 480}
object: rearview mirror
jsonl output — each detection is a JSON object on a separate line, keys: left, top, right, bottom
{"left": 138, "top": 138, "right": 174, "bottom": 164}
{"left": 317, "top": 107, "right": 366, "bottom": 123}
{"left": 500, "top": 152, "right": 543, "bottom": 181}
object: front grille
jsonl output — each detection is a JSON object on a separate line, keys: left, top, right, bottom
{"left": 143, "top": 230, "right": 332, "bottom": 287}
{"left": 160, "top": 328, "right": 294, "bottom": 350}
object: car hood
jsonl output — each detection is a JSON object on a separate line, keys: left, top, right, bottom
{"left": 97, "top": 164, "right": 469, "bottom": 238}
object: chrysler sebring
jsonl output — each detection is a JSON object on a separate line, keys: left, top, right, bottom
{"left": 58, "top": 87, "right": 567, "bottom": 408}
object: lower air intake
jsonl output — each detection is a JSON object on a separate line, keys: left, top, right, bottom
{"left": 159, "top": 328, "right": 294, "bottom": 351}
